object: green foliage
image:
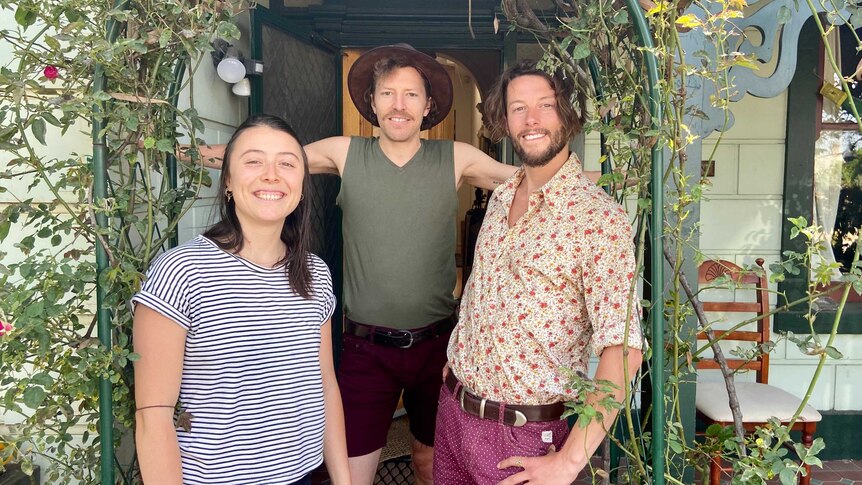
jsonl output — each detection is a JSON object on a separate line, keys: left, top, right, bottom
{"left": 0, "top": 1, "right": 245, "bottom": 482}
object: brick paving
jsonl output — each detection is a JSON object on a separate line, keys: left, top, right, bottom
{"left": 568, "top": 457, "right": 862, "bottom": 484}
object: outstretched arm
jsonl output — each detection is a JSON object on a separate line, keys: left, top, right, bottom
{"left": 497, "top": 345, "right": 643, "bottom": 485}
{"left": 177, "top": 136, "right": 351, "bottom": 176}
{"left": 455, "top": 142, "right": 610, "bottom": 191}
{"left": 454, "top": 142, "right": 517, "bottom": 191}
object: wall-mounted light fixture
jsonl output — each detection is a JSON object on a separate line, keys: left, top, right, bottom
{"left": 211, "top": 39, "right": 264, "bottom": 96}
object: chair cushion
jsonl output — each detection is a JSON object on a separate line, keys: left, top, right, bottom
{"left": 696, "top": 381, "right": 822, "bottom": 423}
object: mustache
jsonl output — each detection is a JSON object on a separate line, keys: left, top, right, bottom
{"left": 383, "top": 110, "right": 413, "bottom": 120}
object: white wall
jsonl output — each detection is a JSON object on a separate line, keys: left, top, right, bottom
{"left": 584, "top": 91, "right": 861, "bottom": 411}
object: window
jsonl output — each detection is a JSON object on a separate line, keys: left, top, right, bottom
{"left": 777, "top": 19, "right": 862, "bottom": 333}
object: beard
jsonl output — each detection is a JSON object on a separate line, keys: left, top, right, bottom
{"left": 511, "top": 127, "right": 568, "bottom": 167}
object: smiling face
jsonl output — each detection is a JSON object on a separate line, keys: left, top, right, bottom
{"left": 505, "top": 74, "right": 569, "bottom": 168}
{"left": 225, "top": 125, "right": 305, "bottom": 232}
{"left": 370, "top": 66, "right": 432, "bottom": 143}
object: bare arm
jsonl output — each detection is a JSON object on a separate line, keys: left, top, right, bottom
{"left": 133, "top": 304, "right": 186, "bottom": 485}
{"left": 176, "top": 136, "right": 350, "bottom": 176}
{"left": 497, "top": 345, "right": 643, "bottom": 485}
{"left": 304, "top": 136, "right": 351, "bottom": 176}
{"left": 454, "top": 142, "right": 517, "bottom": 191}
{"left": 455, "top": 142, "right": 608, "bottom": 190}
{"left": 320, "top": 320, "right": 351, "bottom": 484}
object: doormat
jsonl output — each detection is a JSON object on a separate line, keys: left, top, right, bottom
{"left": 379, "top": 415, "right": 412, "bottom": 462}
{"left": 374, "top": 457, "right": 413, "bottom": 484}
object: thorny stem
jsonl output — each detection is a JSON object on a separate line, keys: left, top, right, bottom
{"left": 663, "top": 244, "right": 747, "bottom": 455}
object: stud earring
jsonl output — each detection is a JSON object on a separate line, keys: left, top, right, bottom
{"left": 225, "top": 188, "right": 233, "bottom": 202}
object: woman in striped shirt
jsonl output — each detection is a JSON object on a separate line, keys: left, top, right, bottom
{"left": 133, "top": 114, "right": 350, "bottom": 485}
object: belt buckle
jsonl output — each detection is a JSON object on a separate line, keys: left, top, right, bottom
{"left": 395, "top": 330, "right": 414, "bottom": 348}
{"left": 512, "top": 410, "right": 528, "bottom": 427}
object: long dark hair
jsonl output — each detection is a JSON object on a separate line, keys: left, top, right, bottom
{"left": 203, "top": 114, "right": 313, "bottom": 298}
{"left": 483, "top": 59, "right": 587, "bottom": 143}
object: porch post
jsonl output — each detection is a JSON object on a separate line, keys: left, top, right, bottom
{"left": 623, "top": 1, "right": 665, "bottom": 483}
{"left": 92, "top": 3, "right": 129, "bottom": 483}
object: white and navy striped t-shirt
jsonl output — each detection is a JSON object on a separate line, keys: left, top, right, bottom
{"left": 132, "top": 235, "right": 336, "bottom": 485}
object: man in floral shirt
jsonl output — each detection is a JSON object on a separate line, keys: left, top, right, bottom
{"left": 434, "top": 60, "right": 645, "bottom": 485}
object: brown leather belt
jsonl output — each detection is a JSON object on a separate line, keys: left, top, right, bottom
{"left": 344, "top": 315, "right": 456, "bottom": 349}
{"left": 444, "top": 372, "right": 566, "bottom": 427}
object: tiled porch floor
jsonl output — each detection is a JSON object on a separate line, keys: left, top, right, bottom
{"left": 569, "top": 458, "right": 862, "bottom": 484}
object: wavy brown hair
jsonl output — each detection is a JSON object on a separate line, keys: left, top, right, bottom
{"left": 203, "top": 114, "right": 314, "bottom": 298}
{"left": 363, "top": 55, "right": 440, "bottom": 130}
{"left": 483, "top": 59, "right": 587, "bottom": 143}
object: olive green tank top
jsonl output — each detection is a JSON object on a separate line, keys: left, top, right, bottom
{"left": 337, "top": 137, "right": 458, "bottom": 329}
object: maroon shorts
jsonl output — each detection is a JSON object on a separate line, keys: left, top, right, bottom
{"left": 337, "top": 327, "right": 450, "bottom": 457}
{"left": 433, "top": 383, "right": 570, "bottom": 484}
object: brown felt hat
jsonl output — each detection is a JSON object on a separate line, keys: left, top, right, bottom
{"left": 347, "top": 44, "right": 453, "bottom": 131}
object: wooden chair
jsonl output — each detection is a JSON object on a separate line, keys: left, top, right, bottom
{"left": 695, "top": 258, "right": 822, "bottom": 485}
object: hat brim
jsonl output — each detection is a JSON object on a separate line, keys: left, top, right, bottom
{"left": 347, "top": 45, "right": 454, "bottom": 131}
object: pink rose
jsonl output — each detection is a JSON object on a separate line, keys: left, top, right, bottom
{"left": 43, "top": 65, "right": 58, "bottom": 80}
{"left": 0, "top": 321, "right": 12, "bottom": 336}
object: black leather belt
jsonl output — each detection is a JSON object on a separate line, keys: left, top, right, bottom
{"left": 445, "top": 372, "right": 567, "bottom": 427}
{"left": 344, "top": 315, "right": 456, "bottom": 349}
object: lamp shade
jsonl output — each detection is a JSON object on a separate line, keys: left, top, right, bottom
{"left": 231, "top": 78, "right": 251, "bottom": 97}
{"left": 217, "top": 57, "right": 246, "bottom": 84}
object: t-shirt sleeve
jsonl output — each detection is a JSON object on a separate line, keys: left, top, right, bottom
{"left": 581, "top": 210, "right": 644, "bottom": 357}
{"left": 131, "top": 250, "right": 196, "bottom": 331}
{"left": 312, "top": 256, "right": 337, "bottom": 326}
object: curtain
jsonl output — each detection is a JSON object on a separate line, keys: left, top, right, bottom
{"left": 812, "top": 131, "right": 845, "bottom": 280}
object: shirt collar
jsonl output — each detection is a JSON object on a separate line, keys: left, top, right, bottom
{"left": 495, "top": 152, "right": 587, "bottom": 215}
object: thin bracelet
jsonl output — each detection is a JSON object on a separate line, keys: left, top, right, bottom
{"left": 135, "top": 405, "right": 174, "bottom": 412}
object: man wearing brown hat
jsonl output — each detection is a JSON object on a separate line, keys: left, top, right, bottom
{"left": 313, "top": 44, "right": 510, "bottom": 485}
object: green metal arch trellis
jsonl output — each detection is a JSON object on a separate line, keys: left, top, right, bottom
{"left": 91, "top": 3, "right": 664, "bottom": 484}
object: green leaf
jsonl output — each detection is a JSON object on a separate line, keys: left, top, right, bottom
{"left": 572, "top": 42, "right": 591, "bottom": 60}
{"left": 23, "top": 386, "right": 47, "bottom": 409}
{"left": 30, "top": 372, "right": 54, "bottom": 387}
{"left": 159, "top": 29, "right": 173, "bottom": 48}
{"left": 15, "top": 5, "right": 37, "bottom": 28}
{"left": 778, "top": 466, "right": 796, "bottom": 485}
{"left": 788, "top": 216, "right": 808, "bottom": 228}
{"left": 156, "top": 138, "right": 175, "bottom": 153}
{"left": 216, "top": 21, "right": 241, "bottom": 41}
{"left": 31, "top": 118, "right": 47, "bottom": 146}
{"left": 125, "top": 116, "right": 139, "bottom": 131}
{"left": 824, "top": 346, "right": 843, "bottom": 359}
{"left": 45, "top": 35, "right": 61, "bottom": 51}
{"left": 0, "top": 220, "right": 10, "bottom": 241}
{"left": 143, "top": 136, "right": 156, "bottom": 149}
{"left": 42, "top": 112, "right": 61, "bottom": 127}
{"left": 808, "top": 437, "right": 825, "bottom": 455}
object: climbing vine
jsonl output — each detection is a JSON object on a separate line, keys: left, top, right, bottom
{"left": 0, "top": 1, "right": 245, "bottom": 482}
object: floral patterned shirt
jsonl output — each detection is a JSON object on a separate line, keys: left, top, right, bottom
{"left": 448, "top": 154, "right": 644, "bottom": 405}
